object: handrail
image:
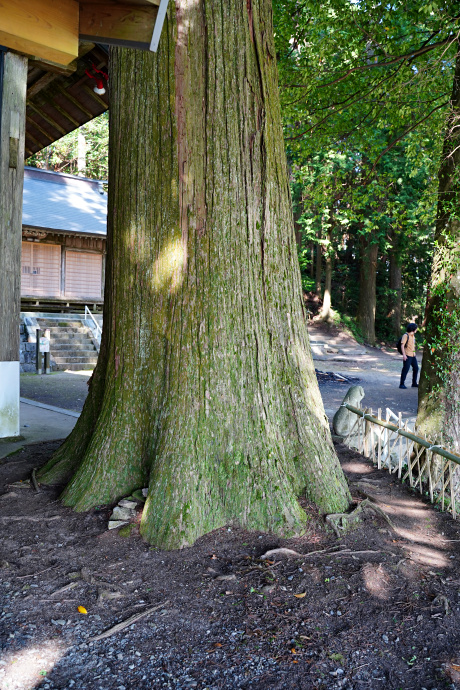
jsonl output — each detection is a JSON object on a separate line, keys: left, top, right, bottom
{"left": 343, "top": 403, "right": 460, "bottom": 465}
{"left": 85, "top": 305, "right": 102, "bottom": 343}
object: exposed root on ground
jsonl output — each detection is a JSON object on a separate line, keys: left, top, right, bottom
{"left": 326, "top": 498, "right": 396, "bottom": 538}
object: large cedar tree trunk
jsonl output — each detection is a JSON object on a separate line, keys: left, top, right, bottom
{"left": 417, "top": 42, "right": 460, "bottom": 448}
{"left": 357, "top": 234, "right": 378, "bottom": 345}
{"left": 38, "top": 0, "right": 350, "bottom": 548}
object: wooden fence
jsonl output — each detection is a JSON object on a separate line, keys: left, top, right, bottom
{"left": 341, "top": 403, "right": 460, "bottom": 519}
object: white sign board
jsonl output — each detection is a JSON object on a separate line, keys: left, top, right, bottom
{"left": 39, "top": 337, "right": 50, "bottom": 353}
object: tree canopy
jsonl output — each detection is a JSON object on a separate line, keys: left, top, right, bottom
{"left": 274, "top": 0, "right": 459, "bottom": 342}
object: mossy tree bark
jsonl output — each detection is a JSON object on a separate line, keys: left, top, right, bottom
{"left": 417, "top": 42, "right": 460, "bottom": 449}
{"left": 38, "top": 0, "right": 350, "bottom": 549}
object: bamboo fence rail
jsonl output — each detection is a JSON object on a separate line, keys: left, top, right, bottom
{"left": 341, "top": 403, "right": 460, "bottom": 518}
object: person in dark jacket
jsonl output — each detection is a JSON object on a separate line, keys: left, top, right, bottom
{"left": 400, "top": 323, "right": 418, "bottom": 389}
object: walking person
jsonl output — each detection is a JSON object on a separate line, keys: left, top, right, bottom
{"left": 399, "top": 323, "right": 419, "bottom": 389}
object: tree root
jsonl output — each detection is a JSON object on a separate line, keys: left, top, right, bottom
{"left": 325, "top": 499, "right": 396, "bottom": 538}
{"left": 433, "top": 594, "right": 449, "bottom": 615}
{"left": 260, "top": 548, "right": 304, "bottom": 560}
{"left": 88, "top": 600, "right": 170, "bottom": 642}
{"left": 31, "top": 468, "right": 40, "bottom": 492}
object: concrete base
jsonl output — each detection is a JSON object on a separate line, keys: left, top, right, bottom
{"left": 0, "top": 361, "right": 20, "bottom": 438}
{"left": 0, "top": 399, "right": 78, "bottom": 459}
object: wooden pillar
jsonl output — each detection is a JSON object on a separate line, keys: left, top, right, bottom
{"left": 0, "top": 50, "right": 27, "bottom": 438}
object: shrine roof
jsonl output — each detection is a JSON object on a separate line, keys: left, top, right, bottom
{"left": 22, "top": 166, "right": 107, "bottom": 237}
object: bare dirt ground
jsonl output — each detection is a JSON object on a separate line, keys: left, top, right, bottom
{"left": 2, "top": 441, "right": 460, "bottom": 690}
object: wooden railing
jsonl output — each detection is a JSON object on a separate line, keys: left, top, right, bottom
{"left": 341, "top": 404, "right": 460, "bottom": 519}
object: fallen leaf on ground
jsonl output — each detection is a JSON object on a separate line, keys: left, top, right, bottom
{"left": 77, "top": 605, "right": 88, "bottom": 614}
{"left": 294, "top": 592, "right": 306, "bottom": 598}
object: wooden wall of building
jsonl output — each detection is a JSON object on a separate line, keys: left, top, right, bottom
{"left": 21, "top": 231, "right": 105, "bottom": 302}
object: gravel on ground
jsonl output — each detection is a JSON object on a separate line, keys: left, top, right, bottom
{"left": 1, "top": 440, "right": 460, "bottom": 689}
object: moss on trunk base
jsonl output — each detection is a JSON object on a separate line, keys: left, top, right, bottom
{"left": 38, "top": 0, "right": 350, "bottom": 548}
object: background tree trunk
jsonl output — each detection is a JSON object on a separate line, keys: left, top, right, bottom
{"left": 388, "top": 234, "right": 402, "bottom": 339}
{"left": 293, "top": 208, "right": 302, "bottom": 251}
{"left": 357, "top": 234, "right": 378, "bottom": 345}
{"left": 38, "top": 0, "right": 350, "bottom": 548}
{"left": 315, "top": 230, "right": 322, "bottom": 297}
{"left": 417, "top": 41, "right": 460, "bottom": 449}
{"left": 320, "top": 223, "right": 333, "bottom": 320}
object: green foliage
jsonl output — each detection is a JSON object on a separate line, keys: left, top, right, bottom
{"left": 273, "top": 0, "right": 458, "bottom": 340}
{"left": 26, "top": 112, "right": 109, "bottom": 181}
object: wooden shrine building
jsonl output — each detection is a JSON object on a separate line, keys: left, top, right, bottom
{"left": 21, "top": 166, "right": 107, "bottom": 309}
{"left": 0, "top": 0, "right": 169, "bottom": 438}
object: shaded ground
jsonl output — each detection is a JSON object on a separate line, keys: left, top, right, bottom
{"left": 1, "top": 441, "right": 460, "bottom": 689}
{"left": 20, "top": 373, "right": 90, "bottom": 414}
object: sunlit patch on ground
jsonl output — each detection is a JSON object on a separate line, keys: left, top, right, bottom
{"left": 340, "top": 460, "right": 374, "bottom": 475}
{"left": 444, "top": 658, "right": 460, "bottom": 683}
{"left": 400, "top": 542, "right": 449, "bottom": 568}
{"left": 361, "top": 563, "right": 392, "bottom": 600}
{"left": 0, "top": 641, "right": 64, "bottom": 690}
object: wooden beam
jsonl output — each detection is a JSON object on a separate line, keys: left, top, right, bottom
{"left": 50, "top": 101, "right": 81, "bottom": 128}
{"left": 26, "top": 115, "right": 54, "bottom": 143}
{"left": 28, "top": 44, "right": 95, "bottom": 81}
{"left": 0, "top": 0, "right": 79, "bottom": 67}
{"left": 24, "top": 127, "right": 45, "bottom": 150}
{"left": 27, "top": 102, "right": 67, "bottom": 136}
{"left": 28, "top": 57, "right": 77, "bottom": 76}
{"left": 79, "top": 3, "right": 158, "bottom": 49}
{"left": 56, "top": 85, "right": 93, "bottom": 119}
{"left": 27, "top": 72, "right": 59, "bottom": 99}
{"left": 82, "top": 84, "right": 108, "bottom": 109}
{"left": 79, "top": 0, "right": 160, "bottom": 6}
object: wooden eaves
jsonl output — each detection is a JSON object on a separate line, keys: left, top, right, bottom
{"left": 0, "top": 0, "right": 169, "bottom": 156}
{"left": 25, "top": 43, "right": 109, "bottom": 157}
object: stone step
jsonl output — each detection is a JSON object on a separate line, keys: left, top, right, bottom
{"left": 54, "top": 356, "right": 99, "bottom": 364}
{"left": 310, "top": 343, "right": 367, "bottom": 355}
{"left": 57, "top": 362, "right": 95, "bottom": 371}
{"left": 49, "top": 334, "right": 93, "bottom": 344}
{"left": 52, "top": 350, "right": 96, "bottom": 359}
{"left": 45, "top": 326, "right": 89, "bottom": 334}
{"left": 51, "top": 343, "right": 96, "bottom": 352}
{"left": 37, "top": 320, "right": 84, "bottom": 328}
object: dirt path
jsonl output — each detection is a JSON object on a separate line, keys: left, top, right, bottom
{"left": 1, "top": 441, "right": 460, "bottom": 689}
{"left": 309, "top": 321, "right": 420, "bottom": 421}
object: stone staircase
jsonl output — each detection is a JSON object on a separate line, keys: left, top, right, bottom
{"left": 36, "top": 318, "right": 99, "bottom": 371}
